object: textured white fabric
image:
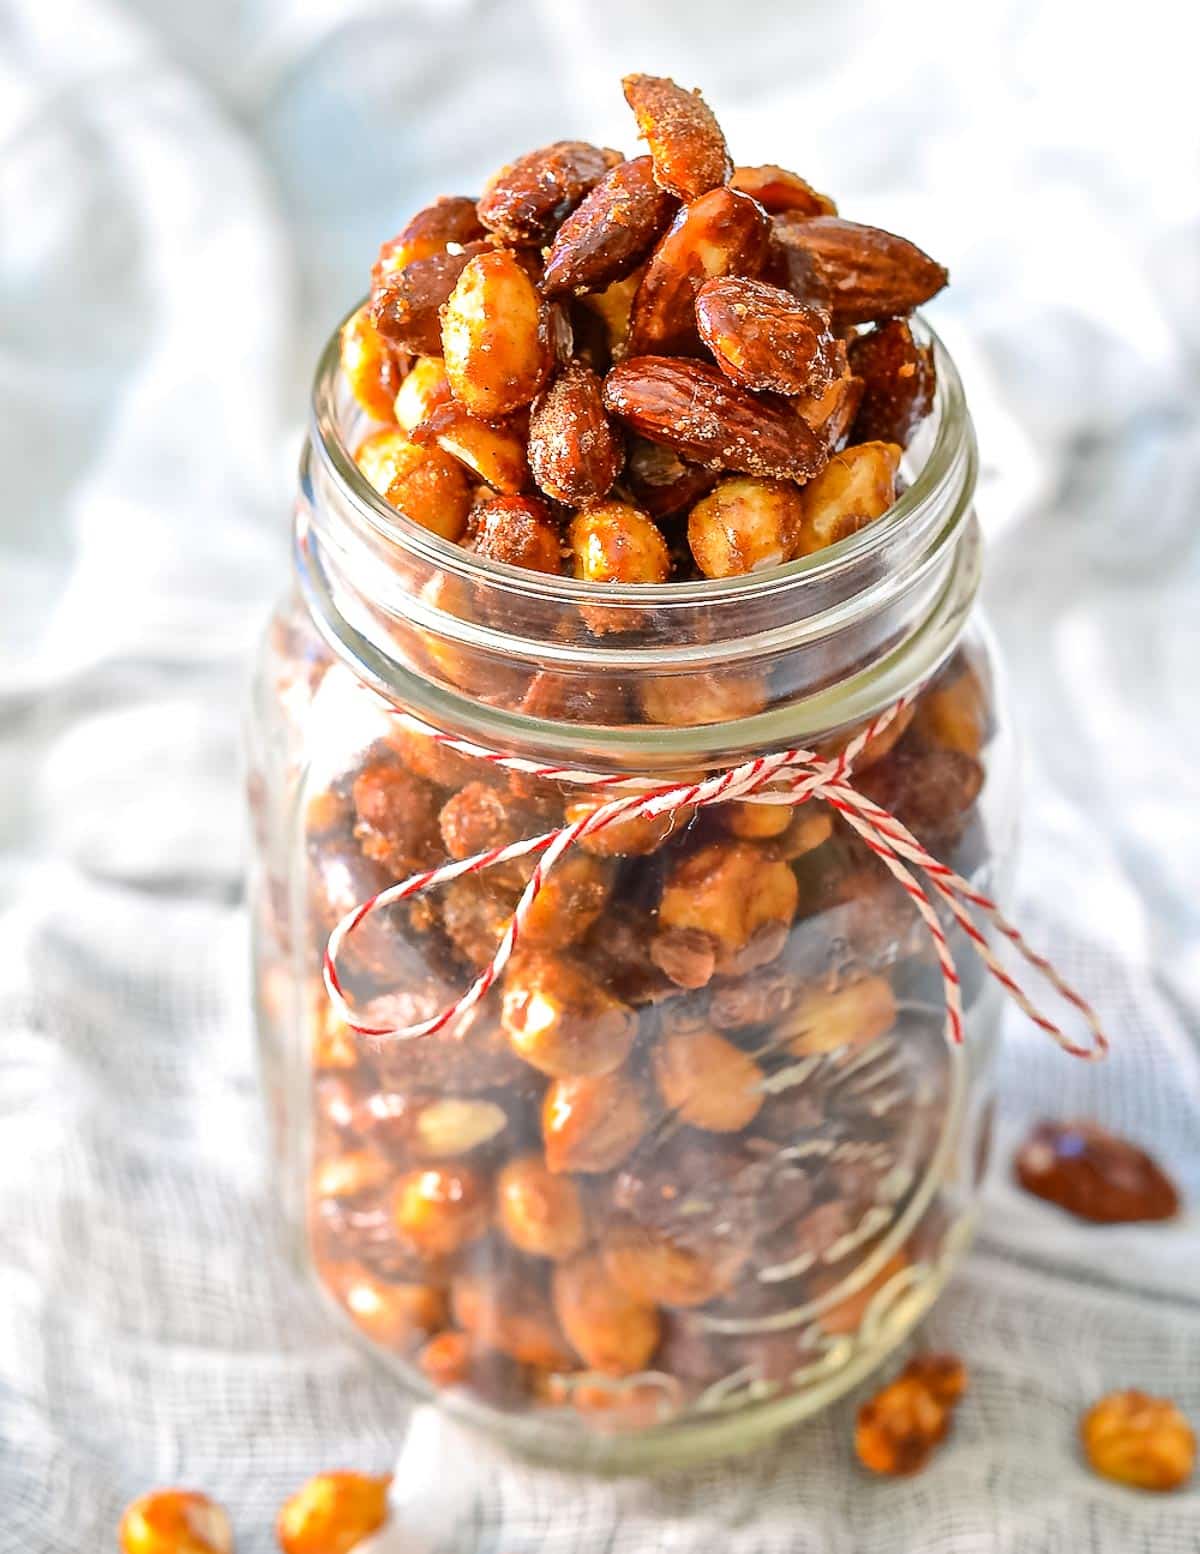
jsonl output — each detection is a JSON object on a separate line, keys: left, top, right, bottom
{"left": 2, "top": 1, "right": 1198, "bottom": 1550}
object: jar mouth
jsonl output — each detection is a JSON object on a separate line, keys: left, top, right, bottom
{"left": 310, "top": 304, "right": 972, "bottom": 610}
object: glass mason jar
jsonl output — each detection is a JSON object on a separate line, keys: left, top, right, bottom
{"left": 247, "top": 310, "right": 1013, "bottom": 1470}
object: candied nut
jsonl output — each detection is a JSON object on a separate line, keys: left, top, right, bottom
{"left": 553, "top": 1249, "right": 661, "bottom": 1374}
{"left": 441, "top": 250, "right": 552, "bottom": 418}
{"left": 470, "top": 493, "right": 564, "bottom": 573}
{"left": 649, "top": 927, "right": 717, "bottom": 990}
{"left": 385, "top": 724, "right": 488, "bottom": 790}
{"left": 313, "top": 1148, "right": 393, "bottom": 1203}
{"left": 497, "top": 1153, "right": 588, "bottom": 1260}
{"left": 855, "top": 1372, "right": 950, "bottom": 1476}
{"left": 628, "top": 189, "right": 771, "bottom": 357}
{"left": 520, "top": 669, "right": 632, "bottom": 725}
{"left": 543, "top": 156, "right": 677, "bottom": 298}
{"left": 418, "top": 1329, "right": 472, "bottom": 1388}
{"left": 622, "top": 73, "right": 732, "bottom": 200}
{"left": 413, "top": 1097, "right": 508, "bottom": 1158}
{"left": 351, "top": 759, "right": 440, "bottom": 875}
{"left": 720, "top": 800, "right": 792, "bottom": 839}
{"left": 855, "top": 741, "right": 984, "bottom": 849}
{"left": 580, "top": 270, "right": 643, "bottom": 360}
{"left": 730, "top": 164, "right": 837, "bottom": 217}
{"left": 654, "top": 1026, "right": 764, "bottom": 1132}
{"left": 370, "top": 240, "right": 490, "bottom": 355}
{"left": 543, "top": 1071, "right": 647, "bottom": 1173}
{"left": 394, "top": 354, "right": 452, "bottom": 431}
{"left": 452, "top": 1269, "right": 576, "bottom": 1369}
{"left": 696, "top": 276, "right": 839, "bottom": 397}
{"left": 769, "top": 807, "right": 835, "bottom": 859}
{"left": 638, "top": 669, "right": 769, "bottom": 726}
{"left": 1081, "top": 1390, "right": 1196, "bottom": 1492}
{"left": 340, "top": 305, "right": 405, "bottom": 423}
{"left": 794, "top": 340, "right": 865, "bottom": 454}
{"left": 119, "top": 1490, "right": 233, "bottom": 1554}
{"left": 380, "top": 439, "right": 472, "bottom": 540}
{"left": 602, "top": 1219, "right": 740, "bottom": 1309}
{"left": 441, "top": 874, "right": 511, "bottom": 968}
{"left": 393, "top": 1165, "right": 490, "bottom": 1257}
{"left": 782, "top": 976, "right": 897, "bottom": 1054}
{"left": 439, "top": 781, "right": 537, "bottom": 891}
{"left": 373, "top": 196, "right": 485, "bottom": 283}
{"left": 354, "top": 427, "right": 417, "bottom": 494}
{"left": 569, "top": 501, "right": 670, "bottom": 595}
{"left": 621, "top": 436, "right": 716, "bottom": 518}
{"left": 331, "top": 1264, "right": 448, "bottom": 1350}
{"left": 604, "top": 356, "right": 829, "bottom": 482}
{"left": 519, "top": 851, "right": 613, "bottom": 948}
{"left": 769, "top": 215, "right": 948, "bottom": 327}
{"left": 502, "top": 949, "right": 636, "bottom": 1078}
{"left": 817, "top": 701, "right": 916, "bottom": 772}
{"left": 848, "top": 318, "right": 936, "bottom": 449}
{"left": 913, "top": 662, "right": 990, "bottom": 758}
{"left": 795, "top": 441, "right": 902, "bottom": 555}
{"left": 276, "top": 1473, "right": 390, "bottom": 1554}
{"left": 659, "top": 841, "right": 798, "bottom": 970}
{"left": 904, "top": 1352, "right": 968, "bottom": 1407}
{"left": 564, "top": 791, "right": 688, "bottom": 857}
{"left": 687, "top": 476, "right": 805, "bottom": 578}
{"left": 529, "top": 363, "right": 624, "bottom": 505}
{"left": 768, "top": 218, "right": 835, "bottom": 309}
{"left": 478, "top": 140, "right": 622, "bottom": 246}
{"left": 414, "top": 399, "right": 530, "bottom": 493}
{"left": 1014, "top": 1120, "right": 1179, "bottom": 1224}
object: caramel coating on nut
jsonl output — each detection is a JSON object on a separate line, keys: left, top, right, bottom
{"left": 312, "top": 1148, "right": 393, "bottom": 1203}
{"left": 413, "top": 400, "right": 531, "bottom": 493}
{"left": 119, "top": 1491, "right": 233, "bottom": 1554}
{"left": 438, "top": 781, "right": 537, "bottom": 892}
{"left": 913, "top": 663, "right": 989, "bottom": 758}
{"left": 276, "top": 1473, "right": 391, "bottom": 1554}
{"left": 502, "top": 950, "right": 636, "bottom": 1078}
{"left": 770, "top": 214, "right": 949, "bottom": 327}
{"left": 658, "top": 841, "right": 798, "bottom": 960}
{"left": 441, "top": 875, "right": 511, "bottom": 969}
{"left": 370, "top": 241, "right": 491, "bottom": 356}
{"left": 543, "top": 156, "right": 677, "bottom": 299}
{"left": 795, "top": 441, "right": 902, "bottom": 556}
{"left": 340, "top": 305, "right": 404, "bottom": 423}
{"left": 688, "top": 476, "right": 805, "bottom": 578}
{"left": 331, "top": 1264, "right": 448, "bottom": 1350}
{"left": 847, "top": 317, "right": 936, "bottom": 449}
{"left": 1081, "top": 1390, "right": 1196, "bottom": 1492}
{"left": 569, "top": 502, "right": 670, "bottom": 587}
{"left": 602, "top": 1221, "right": 742, "bottom": 1308}
{"left": 719, "top": 800, "right": 793, "bottom": 839}
{"left": 1014, "top": 1120, "right": 1179, "bottom": 1224}
{"left": 441, "top": 250, "right": 552, "bottom": 418}
{"left": 354, "top": 427, "right": 417, "bottom": 494}
{"left": 622, "top": 73, "right": 732, "bottom": 201}
{"left": 855, "top": 1372, "right": 950, "bottom": 1476}
{"left": 695, "top": 275, "right": 839, "bottom": 397}
{"left": 351, "top": 760, "right": 440, "bottom": 876}
{"left": 653, "top": 1026, "right": 763, "bottom": 1132}
{"left": 529, "top": 363, "right": 624, "bottom": 505}
{"left": 638, "top": 669, "right": 770, "bottom": 726}
{"left": 543, "top": 1071, "right": 647, "bottom": 1174}
{"left": 478, "top": 141, "right": 622, "bottom": 246}
{"left": 730, "top": 164, "right": 837, "bottom": 217}
{"left": 497, "top": 1153, "right": 588, "bottom": 1260}
{"left": 553, "top": 1249, "right": 662, "bottom": 1374}
{"left": 381, "top": 439, "right": 472, "bottom": 540}
{"left": 470, "top": 494, "right": 564, "bottom": 573}
{"left": 518, "top": 850, "right": 612, "bottom": 948}
{"left": 418, "top": 1329, "right": 472, "bottom": 1388}
{"left": 452, "top": 1271, "right": 576, "bottom": 1369}
{"left": 564, "top": 791, "right": 689, "bottom": 857}
{"left": 394, "top": 354, "right": 451, "bottom": 431}
{"left": 392, "top": 1165, "right": 490, "bottom": 1257}
{"left": 373, "top": 196, "right": 484, "bottom": 282}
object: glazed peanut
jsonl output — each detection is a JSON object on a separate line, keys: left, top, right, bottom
{"left": 413, "top": 400, "right": 530, "bottom": 492}
{"left": 653, "top": 1027, "right": 763, "bottom": 1132}
{"left": 394, "top": 354, "right": 451, "bottom": 431}
{"left": 354, "top": 427, "right": 417, "bottom": 494}
{"left": 381, "top": 439, "right": 472, "bottom": 540}
{"left": 276, "top": 1474, "right": 390, "bottom": 1554}
{"left": 568, "top": 502, "right": 670, "bottom": 588}
{"left": 351, "top": 760, "right": 440, "bottom": 875}
{"left": 119, "top": 1491, "right": 233, "bottom": 1554}
{"left": 441, "top": 250, "right": 551, "bottom": 418}
{"left": 543, "top": 1071, "right": 647, "bottom": 1174}
{"left": 553, "top": 1250, "right": 661, "bottom": 1374}
{"left": 393, "top": 1165, "right": 490, "bottom": 1257}
{"left": 340, "top": 305, "right": 404, "bottom": 423}
{"left": 497, "top": 1153, "right": 588, "bottom": 1260}
{"left": 470, "top": 494, "right": 564, "bottom": 573}
{"left": 518, "top": 850, "right": 612, "bottom": 947}
{"left": 719, "top": 800, "right": 793, "bottom": 839}
{"left": 658, "top": 841, "right": 798, "bottom": 969}
{"left": 1081, "top": 1390, "right": 1196, "bottom": 1491}
{"left": 503, "top": 950, "right": 637, "bottom": 1078}
{"left": 564, "top": 791, "right": 689, "bottom": 856}
{"left": 795, "top": 441, "right": 902, "bottom": 555}
{"left": 687, "top": 476, "right": 805, "bottom": 577}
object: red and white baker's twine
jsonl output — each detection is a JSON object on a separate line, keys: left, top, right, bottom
{"left": 323, "top": 695, "right": 1109, "bottom": 1061}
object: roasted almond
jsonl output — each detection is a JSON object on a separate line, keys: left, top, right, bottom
{"left": 622, "top": 73, "right": 732, "bottom": 200}
{"left": 848, "top": 317, "right": 936, "bottom": 448}
{"left": 441, "top": 249, "right": 552, "bottom": 418}
{"left": 373, "top": 196, "right": 484, "bottom": 285}
{"left": 478, "top": 140, "right": 622, "bottom": 246}
{"left": 529, "top": 362, "right": 624, "bottom": 505}
{"left": 771, "top": 214, "right": 948, "bottom": 325}
{"left": 413, "top": 399, "right": 530, "bottom": 492}
{"left": 542, "top": 156, "right": 677, "bottom": 299}
{"left": 767, "top": 218, "right": 835, "bottom": 307}
{"left": 695, "top": 274, "right": 839, "bottom": 396}
{"left": 621, "top": 436, "right": 716, "bottom": 518}
{"left": 628, "top": 188, "right": 771, "bottom": 357}
{"left": 370, "top": 240, "right": 490, "bottom": 355}
{"left": 603, "top": 355, "right": 829, "bottom": 481}
{"left": 730, "top": 164, "right": 837, "bottom": 217}
{"left": 795, "top": 338, "right": 864, "bottom": 453}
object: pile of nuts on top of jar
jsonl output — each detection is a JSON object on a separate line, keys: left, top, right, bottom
{"left": 342, "top": 71, "right": 945, "bottom": 584}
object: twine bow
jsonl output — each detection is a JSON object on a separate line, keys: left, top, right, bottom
{"left": 323, "top": 695, "right": 1109, "bottom": 1061}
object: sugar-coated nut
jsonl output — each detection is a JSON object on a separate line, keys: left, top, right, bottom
{"left": 394, "top": 354, "right": 452, "bottom": 431}
{"left": 564, "top": 791, "right": 689, "bottom": 857}
{"left": 687, "top": 476, "right": 805, "bottom": 578}
{"left": 795, "top": 441, "right": 902, "bottom": 555}
{"left": 518, "top": 850, "right": 612, "bottom": 948}
{"left": 373, "top": 196, "right": 484, "bottom": 283}
{"left": 602, "top": 1221, "right": 742, "bottom": 1308}
{"left": 903, "top": 1353, "right": 968, "bottom": 1406}
{"left": 351, "top": 759, "right": 440, "bottom": 875}
{"left": 393, "top": 1166, "right": 490, "bottom": 1257}
{"left": 729, "top": 164, "right": 837, "bottom": 217}
{"left": 649, "top": 925, "right": 717, "bottom": 989}
{"left": 1014, "top": 1120, "right": 1179, "bottom": 1224}
{"left": 847, "top": 317, "right": 936, "bottom": 449}
{"left": 502, "top": 950, "right": 636, "bottom": 1078}
{"left": 529, "top": 363, "right": 624, "bottom": 505}
{"left": 553, "top": 1250, "right": 662, "bottom": 1374}
{"left": 855, "top": 1373, "right": 950, "bottom": 1476}
{"left": 354, "top": 427, "right": 418, "bottom": 494}
{"left": 276, "top": 1473, "right": 391, "bottom": 1554}
{"left": 653, "top": 1027, "right": 764, "bottom": 1132}
{"left": 413, "top": 400, "right": 531, "bottom": 493}
{"left": 695, "top": 275, "right": 838, "bottom": 397}
{"left": 496, "top": 1154, "right": 588, "bottom": 1260}
{"left": 782, "top": 976, "right": 897, "bottom": 1054}
{"left": 568, "top": 502, "right": 670, "bottom": 588}
{"left": 118, "top": 1490, "right": 233, "bottom": 1554}
{"left": 638, "top": 669, "right": 769, "bottom": 726}
{"left": 381, "top": 440, "right": 472, "bottom": 540}
{"left": 794, "top": 342, "right": 865, "bottom": 455}
{"left": 418, "top": 1329, "right": 472, "bottom": 1388}
{"left": 542, "top": 156, "right": 677, "bottom": 299}
{"left": 769, "top": 808, "right": 834, "bottom": 859}
{"left": 622, "top": 436, "right": 717, "bottom": 518}
{"left": 1081, "top": 1390, "right": 1196, "bottom": 1492}
{"left": 441, "top": 250, "right": 551, "bottom": 418}
{"left": 543, "top": 1071, "right": 647, "bottom": 1173}
{"left": 622, "top": 73, "right": 732, "bottom": 201}
{"left": 579, "top": 270, "right": 642, "bottom": 360}
{"left": 818, "top": 701, "right": 915, "bottom": 772}
{"left": 340, "top": 305, "right": 404, "bottom": 423}
{"left": 438, "top": 781, "right": 536, "bottom": 891}
{"left": 370, "top": 241, "right": 491, "bottom": 356}
{"left": 414, "top": 1097, "right": 508, "bottom": 1158}
{"left": 385, "top": 724, "right": 490, "bottom": 790}
{"left": 914, "top": 664, "right": 989, "bottom": 758}
{"left": 333, "top": 1265, "right": 448, "bottom": 1349}
{"left": 313, "top": 1148, "right": 393, "bottom": 1203}
{"left": 441, "top": 875, "right": 511, "bottom": 969}
{"left": 470, "top": 494, "right": 564, "bottom": 574}
{"left": 478, "top": 141, "right": 622, "bottom": 246}
{"left": 452, "top": 1272, "right": 576, "bottom": 1369}
{"left": 658, "top": 842, "right": 798, "bottom": 964}
{"left": 719, "top": 800, "right": 793, "bottom": 839}
{"left": 768, "top": 215, "right": 949, "bottom": 327}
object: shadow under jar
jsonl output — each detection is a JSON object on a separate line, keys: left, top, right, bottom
{"left": 246, "top": 310, "right": 1014, "bottom": 1471}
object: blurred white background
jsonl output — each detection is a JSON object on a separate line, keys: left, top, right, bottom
{"left": 1, "top": 2, "right": 1198, "bottom": 1550}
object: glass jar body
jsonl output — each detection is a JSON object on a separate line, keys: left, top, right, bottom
{"left": 248, "top": 584, "right": 1015, "bottom": 1469}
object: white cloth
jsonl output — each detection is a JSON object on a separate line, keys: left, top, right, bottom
{"left": 1, "top": 2, "right": 1198, "bottom": 1550}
